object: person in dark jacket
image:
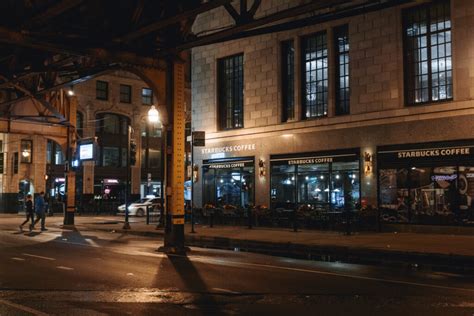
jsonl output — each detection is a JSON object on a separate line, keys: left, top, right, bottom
{"left": 19, "top": 194, "right": 34, "bottom": 232}
{"left": 31, "top": 191, "right": 47, "bottom": 231}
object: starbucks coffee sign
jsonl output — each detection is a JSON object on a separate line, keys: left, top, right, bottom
{"left": 397, "top": 147, "right": 470, "bottom": 158}
{"left": 201, "top": 143, "right": 256, "bottom": 154}
{"left": 378, "top": 142, "right": 474, "bottom": 166}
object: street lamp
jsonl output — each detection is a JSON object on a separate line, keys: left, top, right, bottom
{"left": 148, "top": 105, "right": 160, "bottom": 123}
{"left": 147, "top": 104, "right": 165, "bottom": 227}
{"left": 144, "top": 105, "right": 159, "bottom": 197}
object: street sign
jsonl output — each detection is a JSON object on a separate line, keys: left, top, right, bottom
{"left": 192, "top": 131, "right": 205, "bottom": 147}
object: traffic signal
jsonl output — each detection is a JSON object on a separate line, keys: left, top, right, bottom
{"left": 130, "top": 140, "right": 137, "bottom": 166}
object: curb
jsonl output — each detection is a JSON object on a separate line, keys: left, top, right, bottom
{"left": 185, "top": 235, "right": 474, "bottom": 273}
{"left": 74, "top": 224, "right": 474, "bottom": 273}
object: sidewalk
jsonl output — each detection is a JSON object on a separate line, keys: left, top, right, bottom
{"left": 2, "top": 214, "right": 473, "bottom": 271}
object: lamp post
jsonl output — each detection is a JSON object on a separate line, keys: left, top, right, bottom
{"left": 122, "top": 124, "right": 132, "bottom": 230}
{"left": 147, "top": 105, "right": 161, "bottom": 223}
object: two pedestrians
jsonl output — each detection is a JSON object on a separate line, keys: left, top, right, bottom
{"left": 31, "top": 191, "right": 47, "bottom": 231}
{"left": 19, "top": 194, "right": 34, "bottom": 232}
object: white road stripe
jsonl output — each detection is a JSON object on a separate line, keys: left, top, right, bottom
{"left": 11, "top": 257, "right": 25, "bottom": 261}
{"left": 190, "top": 256, "right": 474, "bottom": 293}
{"left": 0, "top": 298, "right": 49, "bottom": 316}
{"left": 56, "top": 266, "right": 74, "bottom": 271}
{"left": 85, "top": 238, "right": 100, "bottom": 248}
{"left": 212, "top": 288, "right": 241, "bottom": 294}
{"left": 22, "top": 253, "right": 55, "bottom": 261}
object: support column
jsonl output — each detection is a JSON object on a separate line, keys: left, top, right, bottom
{"left": 63, "top": 95, "right": 77, "bottom": 225}
{"left": 161, "top": 59, "right": 187, "bottom": 253}
{"left": 64, "top": 170, "right": 76, "bottom": 224}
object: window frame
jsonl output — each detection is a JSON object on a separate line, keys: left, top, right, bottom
{"left": 141, "top": 87, "right": 153, "bottom": 105}
{"left": 217, "top": 53, "right": 244, "bottom": 130}
{"left": 20, "top": 139, "right": 33, "bottom": 164}
{"left": 301, "top": 31, "right": 329, "bottom": 119}
{"left": 403, "top": 0, "right": 452, "bottom": 106}
{"left": 96, "top": 80, "right": 109, "bottom": 100}
{"left": 119, "top": 84, "right": 132, "bottom": 103}
{"left": 281, "top": 40, "right": 295, "bottom": 122}
{"left": 13, "top": 152, "right": 19, "bottom": 174}
{"left": 76, "top": 111, "right": 84, "bottom": 137}
{"left": 334, "top": 24, "right": 350, "bottom": 116}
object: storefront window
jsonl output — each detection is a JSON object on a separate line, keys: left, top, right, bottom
{"left": 332, "top": 161, "right": 360, "bottom": 211}
{"left": 270, "top": 165, "right": 296, "bottom": 206}
{"left": 379, "top": 168, "right": 410, "bottom": 222}
{"left": 378, "top": 142, "right": 474, "bottom": 226}
{"left": 380, "top": 166, "right": 460, "bottom": 224}
{"left": 297, "top": 164, "right": 329, "bottom": 208}
{"left": 203, "top": 168, "right": 217, "bottom": 206}
{"left": 202, "top": 159, "right": 254, "bottom": 209}
{"left": 270, "top": 150, "right": 360, "bottom": 212}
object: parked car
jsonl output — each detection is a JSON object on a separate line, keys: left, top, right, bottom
{"left": 117, "top": 197, "right": 161, "bottom": 217}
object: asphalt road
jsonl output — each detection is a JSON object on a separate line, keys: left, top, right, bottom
{"left": 0, "top": 225, "right": 473, "bottom": 315}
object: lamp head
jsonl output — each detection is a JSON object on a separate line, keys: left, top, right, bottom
{"left": 148, "top": 105, "right": 160, "bottom": 123}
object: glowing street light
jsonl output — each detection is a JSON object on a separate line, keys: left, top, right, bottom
{"left": 148, "top": 105, "right": 160, "bottom": 123}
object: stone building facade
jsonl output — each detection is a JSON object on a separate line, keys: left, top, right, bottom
{"left": 191, "top": 0, "right": 474, "bottom": 227}
{"left": 0, "top": 68, "right": 192, "bottom": 214}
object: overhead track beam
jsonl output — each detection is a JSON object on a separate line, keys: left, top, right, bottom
{"left": 177, "top": 0, "right": 348, "bottom": 50}
{"left": 22, "top": 0, "right": 85, "bottom": 29}
{"left": 114, "top": 0, "right": 232, "bottom": 44}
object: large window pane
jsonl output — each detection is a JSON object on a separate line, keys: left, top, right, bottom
{"left": 203, "top": 168, "right": 216, "bottom": 206}
{"left": 332, "top": 161, "right": 359, "bottom": 210}
{"left": 218, "top": 54, "right": 244, "bottom": 130}
{"left": 96, "top": 80, "right": 108, "bottom": 100}
{"left": 302, "top": 32, "right": 328, "bottom": 118}
{"left": 334, "top": 25, "right": 350, "bottom": 115}
{"left": 281, "top": 40, "right": 295, "bottom": 122}
{"left": 120, "top": 84, "right": 132, "bottom": 103}
{"left": 404, "top": 0, "right": 451, "bottom": 104}
{"left": 271, "top": 165, "right": 296, "bottom": 206}
{"left": 297, "top": 164, "right": 330, "bottom": 209}
{"left": 379, "top": 168, "right": 410, "bottom": 222}
{"left": 203, "top": 164, "right": 254, "bottom": 208}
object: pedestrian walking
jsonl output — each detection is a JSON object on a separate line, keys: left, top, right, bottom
{"left": 19, "top": 194, "right": 34, "bottom": 232}
{"left": 31, "top": 191, "right": 47, "bottom": 231}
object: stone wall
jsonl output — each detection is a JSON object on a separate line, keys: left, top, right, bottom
{"left": 192, "top": 0, "right": 473, "bottom": 136}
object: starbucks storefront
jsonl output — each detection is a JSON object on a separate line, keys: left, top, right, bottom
{"left": 378, "top": 141, "right": 474, "bottom": 226}
{"left": 270, "top": 149, "right": 361, "bottom": 212}
{"left": 202, "top": 157, "right": 255, "bottom": 209}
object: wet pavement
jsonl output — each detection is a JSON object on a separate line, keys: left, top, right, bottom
{"left": 0, "top": 215, "right": 473, "bottom": 315}
{"left": 1, "top": 214, "right": 474, "bottom": 271}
